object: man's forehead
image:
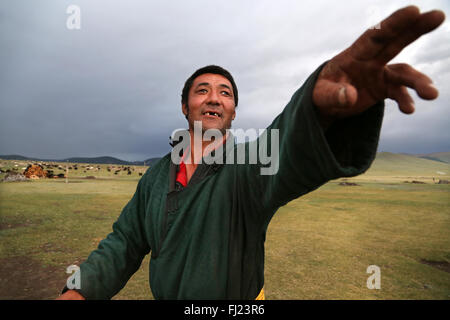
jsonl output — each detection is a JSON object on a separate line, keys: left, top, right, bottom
{"left": 192, "top": 73, "right": 232, "bottom": 87}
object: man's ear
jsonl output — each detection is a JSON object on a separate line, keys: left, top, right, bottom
{"left": 232, "top": 109, "right": 236, "bottom": 121}
{"left": 182, "top": 103, "right": 188, "bottom": 117}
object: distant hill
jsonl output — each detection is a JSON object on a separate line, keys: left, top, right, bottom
{"left": 64, "top": 156, "right": 131, "bottom": 165}
{"left": 139, "top": 157, "right": 163, "bottom": 166}
{"left": 1, "top": 151, "right": 448, "bottom": 171}
{"left": 0, "top": 155, "right": 31, "bottom": 161}
{"left": 416, "top": 152, "right": 450, "bottom": 164}
{"left": 0, "top": 154, "right": 162, "bottom": 166}
{"left": 367, "top": 152, "right": 449, "bottom": 176}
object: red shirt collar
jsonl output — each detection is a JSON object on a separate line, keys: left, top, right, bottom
{"left": 175, "top": 134, "right": 229, "bottom": 187}
{"left": 176, "top": 160, "right": 187, "bottom": 187}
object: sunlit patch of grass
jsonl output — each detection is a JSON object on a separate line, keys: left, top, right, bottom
{"left": 264, "top": 180, "right": 450, "bottom": 299}
{"left": 0, "top": 165, "right": 448, "bottom": 299}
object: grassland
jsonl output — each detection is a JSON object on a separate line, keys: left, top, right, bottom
{"left": 0, "top": 159, "right": 147, "bottom": 181}
{"left": 0, "top": 154, "right": 449, "bottom": 300}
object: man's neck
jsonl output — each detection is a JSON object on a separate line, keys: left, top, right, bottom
{"left": 183, "top": 130, "right": 228, "bottom": 182}
{"left": 187, "top": 129, "right": 228, "bottom": 165}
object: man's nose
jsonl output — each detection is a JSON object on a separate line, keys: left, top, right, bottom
{"left": 206, "top": 89, "right": 220, "bottom": 105}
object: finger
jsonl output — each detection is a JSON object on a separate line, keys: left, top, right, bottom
{"left": 387, "top": 85, "right": 415, "bottom": 114}
{"left": 350, "top": 6, "right": 421, "bottom": 60}
{"left": 385, "top": 64, "right": 438, "bottom": 100}
{"left": 376, "top": 10, "right": 446, "bottom": 64}
{"left": 313, "top": 79, "right": 358, "bottom": 113}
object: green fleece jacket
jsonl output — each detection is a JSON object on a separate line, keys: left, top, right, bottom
{"left": 69, "top": 64, "right": 384, "bottom": 299}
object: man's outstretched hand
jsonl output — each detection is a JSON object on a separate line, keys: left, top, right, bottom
{"left": 313, "top": 5, "right": 445, "bottom": 126}
{"left": 55, "top": 289, "right": 85, "bottom": 300}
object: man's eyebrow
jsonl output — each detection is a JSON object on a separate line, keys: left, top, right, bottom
{"left": 219, "top": 84, "right": 232, "bottom": 91}
{"left": 195, "top": 82, "right": 210, "bottom": 88}
{"left": 195, "top": 82, "right": 232, "bottom": 91}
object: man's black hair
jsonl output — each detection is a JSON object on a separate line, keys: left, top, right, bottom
{"left": 181, "top": 65, "right": 238, "bottom": 107}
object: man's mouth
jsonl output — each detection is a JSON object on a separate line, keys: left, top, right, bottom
{"left": 202, "top": 111, "right": 222, "bottom": 118}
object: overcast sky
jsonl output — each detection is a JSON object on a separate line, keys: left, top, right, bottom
{"left": 1, "top": 0, "right": 449, "bottom": 161}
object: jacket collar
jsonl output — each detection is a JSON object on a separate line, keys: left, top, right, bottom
{"left": 168, "top": 130, "right": 235, "bottom": 191}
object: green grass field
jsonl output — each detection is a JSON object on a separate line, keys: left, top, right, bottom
{"left": 0, "top": 155, "right": 449, "bottom": 300}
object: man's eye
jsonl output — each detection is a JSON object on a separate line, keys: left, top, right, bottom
{"left": 197, "top": 89, "right": 207, "bottom": 93}
{"left": 221, "top": 91, "right": 231, "bottom": 96}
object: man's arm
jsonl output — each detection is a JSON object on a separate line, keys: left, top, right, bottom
{"left": 56, "top": 175, "right": 151, "bottom": 300}
{"left": 250, "top": 65, "right": 385, "bottom": 212}
{"left": 241, "top": 6, "right": 445, "bottom": 226}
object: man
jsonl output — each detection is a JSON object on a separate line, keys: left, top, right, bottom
{"left": 58, "top": 6, "right": 445, "bottom": 299}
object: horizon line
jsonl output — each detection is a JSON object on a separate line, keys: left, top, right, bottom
{"left": 1, "top": 150, "right": 450, "bottom": 163}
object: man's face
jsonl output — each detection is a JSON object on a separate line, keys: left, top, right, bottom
{"left": 182, "top": 73, "right": 236, "bottom": 134}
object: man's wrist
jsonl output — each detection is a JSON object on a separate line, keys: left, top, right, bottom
{"left": 315, "top": 108, "right": 337, "bottom": 131}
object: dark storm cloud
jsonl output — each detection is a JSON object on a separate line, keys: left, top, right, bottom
{"left": 0, "top": 0, "right": 187, "bottom": 160}
{"left": 0, "top": 0, "right": 449, "bottom": 161}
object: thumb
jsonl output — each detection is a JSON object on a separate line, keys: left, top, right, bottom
{"left": 313, "top": 79, "right": 358, "bottom": 116}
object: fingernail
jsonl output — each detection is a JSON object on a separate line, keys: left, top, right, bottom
{"left": 338, "top": 87, "right": 347, "bottom": 106}
{"left": 429, "top": 83, "right": 438, "bottom": 90}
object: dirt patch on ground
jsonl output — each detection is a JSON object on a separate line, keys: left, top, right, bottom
{"left": 420, "top": 259, "right": 450, "bottom": 274}
{"left": 338, "top": 182, "right": 360, "bottom": 186}
{"left": 0, "top": 220, "right": 39, "bottom": 231}
{"left": 36, "top": 242, "right": 68, "bottom": 254}
{"left": 0, "top": 222, "right": 29, "bottom": 231}
{"left": 404, "top": 180, "right": 427, "bottom": 184}
{"left": 0, "top": 255, "right": 71, "bottom": 299}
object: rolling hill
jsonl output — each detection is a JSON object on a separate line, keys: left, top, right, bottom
{"left": 416, "top": 152, "right": 450, "bottom": 164}
{"left": 64, "top": 156, "right": 131, "bottom": 165}
{"left": 0, "top": 155, "right": 162, "bottom": 166}
{"left": 364, "top": 152, "right": 449, "bottom": 176}
{"left": 1, "top": 152, "right": 448, "bottom": 175}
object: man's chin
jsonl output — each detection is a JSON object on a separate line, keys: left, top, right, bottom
{"left": 202, "top": 125, "right": 227, "bottom": 135}
{"left": 200, "top": 120, "right": 223, "bottom": 132}
{"left": 189, "top": 119, "right": 231, "bottom": 135}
